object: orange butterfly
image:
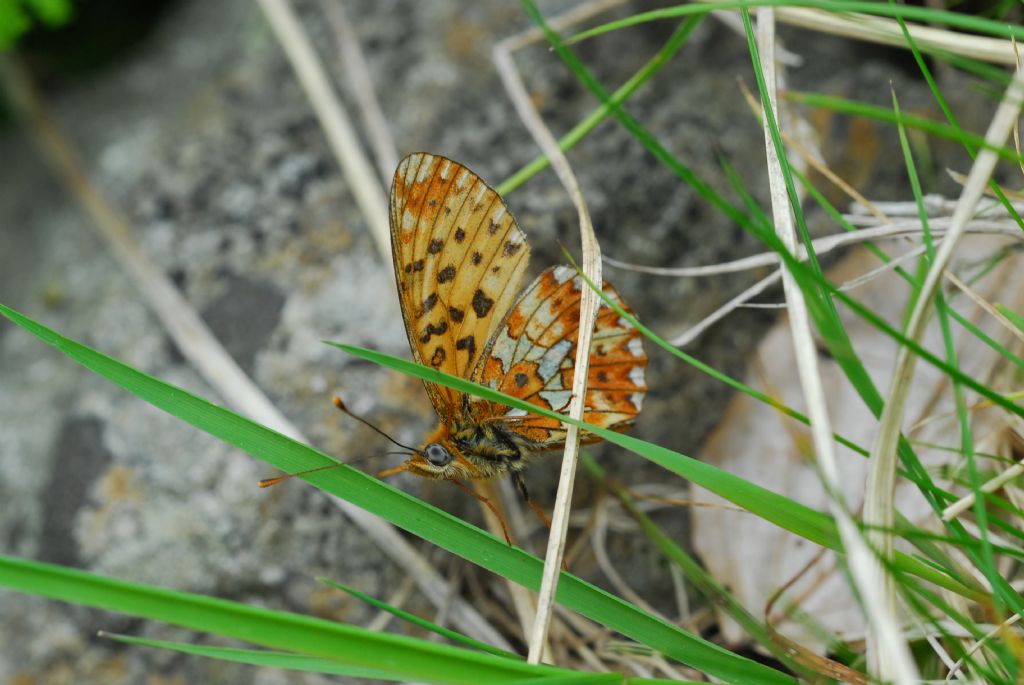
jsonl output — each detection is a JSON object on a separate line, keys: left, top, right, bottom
{"left": 380, "top": 152, "right": 648, "bottom": 505}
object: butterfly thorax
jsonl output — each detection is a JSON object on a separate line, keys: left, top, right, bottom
{"left": 401, "top": 418, "right": 538, "bottom": 481}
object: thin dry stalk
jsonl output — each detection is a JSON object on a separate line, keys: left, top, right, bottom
{"left": 609, "top": 222, "right": 1024, "bottom": 277}
{"left": 320, "top": 0, "right": 399, "bottom": 182}
{"left": 945, "top": 613, "right": 1024, "bottom": 682}
{"left": 754, "top": 11, "right": 919, "bottom": 683}
{"left": 494, "top": 19, "right": 603, "bottom": 667}
{"left": 863, "top": 63, "right": 1024, "bottom": 676}
{"left": 756, "top": 4, "right": 1018, "bottom": 65}
{"left": 943, "top": 463, "right": 1024, "bottom": 521}
{"left": 944, "top": 269, "right": 1024, "bottom": 347}
{"left": 0, "top": 53, "right": 510, "bottom": 651}
{"left": 257, "top": 0, "right": 391, "bottom": 261}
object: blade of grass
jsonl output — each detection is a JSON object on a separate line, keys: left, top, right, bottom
{"left": 100, "top": 633, "right": 404, "bottom": 678}
{"left": 786, "top": 91, "right": 1024, "bottom": 166}
{"left": 565, "top": 1, "right": 1024, "bottom": 46}
{"left": 0, "top": 556, "right": 563, "bottom": 685}
{"left": 998, "top": 304, "right": 1024, "bottom": 332}
{"left": 496, "top": 15, "right": 703, "bottom": 196}
{"left": 318, "top": 578, "right": 518, "bottom": 659}
{"left": 517, "top": 1, "right": 769, "bottom": 237}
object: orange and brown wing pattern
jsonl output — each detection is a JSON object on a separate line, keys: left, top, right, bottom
{"left": 472, "top": 265, "right": 648, "bottom": 448}
{"left": 390, "top": 152, "right": 531, "bottom": 420}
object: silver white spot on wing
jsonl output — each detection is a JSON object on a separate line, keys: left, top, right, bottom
{"left": 505, "top": 407, "right": 528, "bottom": 418}
{"left": 402, "top": 209, "right": 417, "bottom": 231}
{"left": 489, "top": 337, "right": 516, "bottom": 375}
{"left": 541, "top": 389, "right": 572, "bottom": 412}
{"left": 631, "top": 392, "right": 645, "bottom": 410}
{"left": 552, "top": 265, "right": 575, "bottom": 284}
{"left": 455, "top": 168, "right": 469, "bottom": 189}
{"left": 537, "top": 339, "right": 572, "bottom": 381}
{"left": 416, "top": 159, "right": 433, "bottom": 182}
{"left": 628, "top": 336, "right": 644, "bottom": 357}
{"left": 439, "top": 159, "right": 451, "bottom": 180}
{"left": 629, "top": 365, "right": 645, "bottom": 387}
{"left": 492, "top": 205, "right": 506, "bottom": 222}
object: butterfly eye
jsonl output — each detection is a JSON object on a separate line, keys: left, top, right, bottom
{"left": 424, "top": 443, "right": 452, "bottom": 467}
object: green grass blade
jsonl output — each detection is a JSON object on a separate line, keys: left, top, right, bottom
{"left": 101, "top": 633, "right": 403, "bottom": 678}
{"left": 318, "top": 578, "right": 518, "bottom": 659}
{"left": 518, "top": 1, "right": 766, "bottom": 235}
{"left": 496, "top": 15, "right": 703, "bottom": 195}
{"left": 786, "top": 91, "right": 1024, "bottom": 165}
{"left": 0, "top": 302, "right": 787, "bottom": 685}
{"left": 998, "top": 304, "right": 1024, "bottom": 332}
{"left": 0, "top": 556, "right": 564, "bottom": 685}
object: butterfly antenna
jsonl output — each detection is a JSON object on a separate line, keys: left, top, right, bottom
{"left": 259, "top": 452, "right": 392, "bottom": 488}
{"left": 333, "top": 396, "right": 418, "bottom": 452}
{"left": 258, "top": 463, "right": 341, "bottom": 488}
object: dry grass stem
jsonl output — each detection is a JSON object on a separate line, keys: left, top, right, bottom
{"left": 257, "top": 0, "right": 391, "bottom": 261}
{"left": 320, "top": 0, "right": 399, "bottom": 182}
{"left": 943, "top": 463, "right": 1024, "bottom": 521}
{"left": 494, "top": 8, "right": 607, "bottom": 664}
{"left": 945, "top": 613, "right": 1024, "bottom": 682}
{"left": 943, "top": 269, "right": 1024, "bottom": 347}
{"left": 608, "top": 221, "right": 1023, "bottom": 277}
{"left": 755, "top": 11, "right": 918, "bottom": 683}
{"left": 756, "top": 4, "right": 1020, "bottom": 65}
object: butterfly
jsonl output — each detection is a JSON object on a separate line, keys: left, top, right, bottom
{"left": 379, "top": 152, "right": 648, "bottom": 509}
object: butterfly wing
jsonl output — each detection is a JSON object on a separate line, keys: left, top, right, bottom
{"left": 390, "top": 152, "right": 531, "bottom": 421}
{"left": 472, "top": 265, "right": 648, "bottom": 448}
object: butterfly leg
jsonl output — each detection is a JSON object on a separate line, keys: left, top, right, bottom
{"left": 447, "top": 479, "right": 512, "bottom": 546}
{"left": 513, "top": 473, "right": 568, "bottom": 571}
{"left": 512, "top": 472, "right": 552, "bottom": 531}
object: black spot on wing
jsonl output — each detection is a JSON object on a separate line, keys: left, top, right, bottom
{"left": 472, "top": 289, "right": 494, "bottom": 318}
{"left": 454, "top": 227, "right": 466, "bottom": 242}
{"left": 428, "top": 238, "right": 444, "bottom": 254}
{"left": 419, "top": 320, "right": 448, "bottom": 343}
{"left": 431, "top": 347, "right": 446, "bottom": 367}
{"left": 438, "top": 265, "right": 456, "bottom": 283}
{"left": 449, "top": 306, "right": 465, "bottom": 323}
{"left": 455, "top": 335, "right": 477, "bottom": 363}
{"left": 419, "top": 293, "right": 438, "bottom": 317}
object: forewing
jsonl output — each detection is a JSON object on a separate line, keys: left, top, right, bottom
{"left": 473, "top": 265, "right": 648, "bottom": 448}
{"left": 390, "top": 152, "right": 531, "bottom": 420}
